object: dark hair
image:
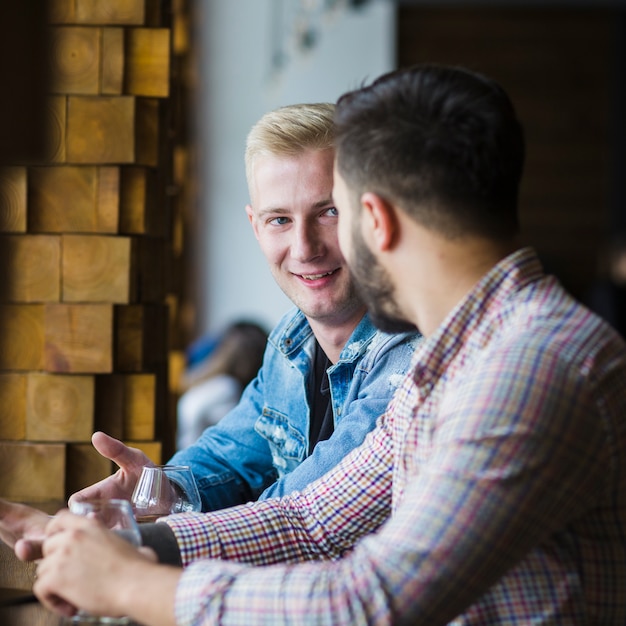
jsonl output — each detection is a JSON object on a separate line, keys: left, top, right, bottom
{"left": 180, "top": 320, "right": 268, "bottom": 392}
{"left": 334, "top": 64, "right": 525, "bottom": 239}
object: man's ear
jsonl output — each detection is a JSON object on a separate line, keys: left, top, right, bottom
{"left": 360, "top": 192, "right": 398, "bottom": 252}
{"left": 245, "top": 204, "right": 260, "bottom": 240}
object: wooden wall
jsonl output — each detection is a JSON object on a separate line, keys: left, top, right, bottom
{"left": 0, "top": 0, "right": 194, "bottom": 509}
{"left": 397, "top": 6, "right": 621, "bottom": 303}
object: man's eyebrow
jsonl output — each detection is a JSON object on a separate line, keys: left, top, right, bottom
{"left": 256, "top": 207, "right": 290, "bottom": 217}
{"left": 314, "top": 197, "right": 334, "bottom": 209}
{"left": 257, "top": 198, "right": 334, "bottom": 217}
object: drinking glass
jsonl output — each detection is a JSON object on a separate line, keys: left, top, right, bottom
{"left": 131, "top": 465, "right": 201, "bottom": 523}
{"left": 63, "top": 499, "right": 142, "bottom": 625}
{"left": 69, "top": 498, "right": 141, "bottom": 547}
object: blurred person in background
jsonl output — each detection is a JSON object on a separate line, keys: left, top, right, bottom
{"left": 176, "top": 320, "right": 268, "bottom": 450}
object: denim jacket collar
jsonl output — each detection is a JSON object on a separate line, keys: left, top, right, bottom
{"left": 269, "top": 308, "right": 378, "bottom": 364}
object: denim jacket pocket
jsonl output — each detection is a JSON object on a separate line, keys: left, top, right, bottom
{"left": 255, "top": 408, "right": 306, "bottom": 478}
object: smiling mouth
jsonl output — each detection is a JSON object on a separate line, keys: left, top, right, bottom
{"left": 299, "top": 269, "right": 337, "bottom": 281}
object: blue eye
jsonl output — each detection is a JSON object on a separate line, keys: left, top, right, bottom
{"left": 270, "top": 216, "right": 290, "bottom": 226}
{"left": 325, "top": 206, "right": 338, "bottom": 217}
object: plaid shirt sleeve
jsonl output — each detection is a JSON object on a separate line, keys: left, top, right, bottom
{"left": 161, "top": 406, "right": 395, "bottom": 567}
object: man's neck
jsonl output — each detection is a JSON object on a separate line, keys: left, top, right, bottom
{"left": 393, "top": 217, "right": 518, "bottom": 338}
{"left": 307, "top": 308, "right": 366, "bottom": 363}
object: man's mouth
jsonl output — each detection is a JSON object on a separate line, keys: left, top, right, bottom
{"left": 298, "top": 269, "right": 337, "bottom": 281}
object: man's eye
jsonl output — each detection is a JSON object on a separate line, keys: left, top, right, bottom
{"left": 269, "top": 216, "right": 290, "bottom": 226}
{"left": 325, "top": 206, "right": 338, "bottom": 217}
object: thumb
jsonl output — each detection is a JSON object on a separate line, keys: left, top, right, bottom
{"left": 138, "top": 546, "right": 159, "bottom": 562}
{"left": 91, "top": 431, "right": 152, "bottom": 471}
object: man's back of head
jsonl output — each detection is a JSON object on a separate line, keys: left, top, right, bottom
{"left": 334, "top": 64, "right": 525, "bottom": 242}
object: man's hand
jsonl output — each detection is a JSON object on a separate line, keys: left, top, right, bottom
{"left": 0, "top": 499, "right": 50, "bottom": 561}
{"left": 35, "top": 511, "right": 177, "bottom": 625}
{"left": 68, "top": 431, "right": 155, "bottom": 506}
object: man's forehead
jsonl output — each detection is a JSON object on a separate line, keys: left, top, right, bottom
{"left": 253, "top": 148, "right": 334, "bottom": 169}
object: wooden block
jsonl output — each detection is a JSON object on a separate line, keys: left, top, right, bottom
{"left": 0, "top": 235, "right": 61, "bottom": 302}
{"left": 115, "top": 304, "right": 167, "bottom": 371}
{"left": 173, "top": 144, "right": 188, "bottom": 186}
{"left": 67, "top": 96, "right": 135, "bottom": 164}
{"left": 45, "top": 96, "right": 67, "bottom": 163}
{"left": 169, "top": 349, "right": 185, "bottom": 393}
{"left": 95, "top": 373, "right": 156, "bottom": 440}
{"left": 125, "top": 28, "right": 170, "bottom": 97}
{"left": 28, "top": 166, "right": 119, "bottom": 233}
{"left": 135, "top": 237, "right": 167, "bottom": 302}
{"left": 94, "top": 374, "right": 124, "bottom": 439}
{"left": 135, "top": 98, "right": 159, "bottom": 167}
{"left": 124, "top": 439, "right": 161, "bottom": 464}
{"left": 0, "top": 442, "right": 65, "bottom": 502}
{"left": 0, "top": 541, "right": 36, "bottom": 588}
{"left": 172, "top": 203, "right": 184, "bottom": 255}
{"left": 173, "top": 12, "right": 190, "bottom": 56}
{"left": 101, "top": 28, "right": 125, "bottom": 94}
{"left": 0, "top": 602, "right": 62, "bottom": 625}
{"left": 0, "top": 539, "right": 37, "bottom": 590}
{"left": 62, "top": 234, "right": 132, "bottom": 303}
{"left": 145, "top": 0, "right": 163, "bottom": 27}
{"left": 66, "top": 442, "right": 113, "bottom": 495}
{"left": 0, "top": 305, "right": 45, "bottom": 370}
{"left": 29, "top": 166, "right": 94, "bottom": 232}
{"left": 123, "top": 374, "right": 156, "bottom": 440}
{"left": 26, "top": 373, "right": 94, "bottom": 442}
{"left": 50, "top": 26, "right": 101, "bottom": 95}
{"left": 0, "top": 167, "right": 27, "bottom": 232}
{"left": 75, "top": 0, "right": 145, "bottom": 25}
{"left": 97, "top": 166, "right": 120, "bottom": 231}
{"left": 44, "top": 303, "right": 113, "bottom": 373}
{"left": 120, "top": 166, "right": 156, "bottom": 235}
{"left": 49, "top": 0, "right": 77, "bottom": 24}
{"left": 0, "top": 373, "right": 27, "bottom": 440}
{"left": 119, "top": 166, "right": 163, "bottom": 234}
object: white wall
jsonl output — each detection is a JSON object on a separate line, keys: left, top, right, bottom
{"left": 194, "top": 0, "right": 395, "bottom": 337}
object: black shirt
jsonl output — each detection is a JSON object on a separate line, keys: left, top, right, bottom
{"left": 308, "top": 340, "right": 335, "bottom": 454}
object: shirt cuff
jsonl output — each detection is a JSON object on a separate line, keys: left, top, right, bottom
{"left": 138, "top": 522, "right": 182, "bottom": 566}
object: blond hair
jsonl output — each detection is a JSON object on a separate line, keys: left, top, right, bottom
{"left": 245, "top": 102, "right": 335, "bottom": 189}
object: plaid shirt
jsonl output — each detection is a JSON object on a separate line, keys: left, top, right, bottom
{"left": 164, "top": 247, "right": 626, "bottom": 625}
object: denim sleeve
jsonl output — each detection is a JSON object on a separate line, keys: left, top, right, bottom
{"left": 169, "top": 365, "right": 278, "bottom": 512}
{"left": 259, "top": 331, "right": 419, "bottom": 500}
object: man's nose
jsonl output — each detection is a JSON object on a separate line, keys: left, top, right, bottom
{"left": 291, "top": 222, "right": 322, "bottom": 262}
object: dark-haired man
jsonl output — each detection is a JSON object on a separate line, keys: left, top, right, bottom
{"left": 31, "top": 65, "right": 626, "bottom": 624}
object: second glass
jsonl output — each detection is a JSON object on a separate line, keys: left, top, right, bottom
{"left": 131, "top": 465, "right": 201, "bottom": 522}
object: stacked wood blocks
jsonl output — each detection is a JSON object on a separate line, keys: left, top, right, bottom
{"left": 0, "top": 0, "right": 192, "bottom": 507}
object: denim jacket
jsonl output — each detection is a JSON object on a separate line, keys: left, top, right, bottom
{"left": 170, "top": 308, "right": 420, "bottom": 511}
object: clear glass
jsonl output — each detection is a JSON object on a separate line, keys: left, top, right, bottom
{"left": 131, "top": 465, "right": 201, "bottom": 523}
{"left": 64, "top": 499, "right": 142, "bottom": 626}
{"left": 69, "top": 499, "right": 141, "bottom": 547}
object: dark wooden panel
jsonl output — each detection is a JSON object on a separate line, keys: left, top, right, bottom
{"left": 397, "top": 6, "right": 618, "bottom": 301}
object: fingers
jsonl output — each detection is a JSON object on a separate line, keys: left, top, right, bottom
{"left": 0, "top": 500, "right": 50, "bottom": 556}
{"left": 69, "top": 432, "right": 153, "bottom": 505}
{"left": 44, "top": 509, "right": 89, "bottom": 540}
{"left": 14, "top": 538, "right": 43, "bottom": 561}
{"left": 34, "top": 559, "right": 78, "bottom": 617}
